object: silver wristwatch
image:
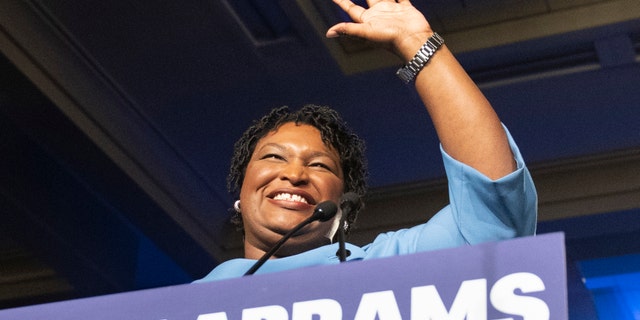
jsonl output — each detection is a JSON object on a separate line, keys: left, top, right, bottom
{"left": 396, "top": 32, "right": 445, "bottom": 83}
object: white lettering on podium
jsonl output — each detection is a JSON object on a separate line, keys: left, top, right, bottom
{"left": 243, "top": 305, "right": 288, "bottom": 320}
{"left": 194, "top": 272, "right": 550, "bottom": 320}
{"left": 197, "top": 312, "right": 228, "bottom": 320}
{"left": 490, "top": 272, "right": 550, "bottom": 320}
{"left": 354, "top": 291, "right": 402, "bottom": 320}
{"left": 412, "top": 278, "right": 487, "bottom": 320}
{"left": 292, "top": 299, "right": 342, "bottom": 320}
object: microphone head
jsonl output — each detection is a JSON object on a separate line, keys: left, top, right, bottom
{"left": 340, "top": 192, "right": 362, "bottom": 214}
{"left": 312, "top": 200, "right": 338, "bottom": 222}
{"left": 340, "top": 192, "right": 360, "bottom": 210}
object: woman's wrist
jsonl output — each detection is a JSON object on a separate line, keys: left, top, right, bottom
{"left": 396, "top": 31, "right": 434, "bottom": 62}
{"left": 396, "top": 32, "right": 444, "bottom": 83}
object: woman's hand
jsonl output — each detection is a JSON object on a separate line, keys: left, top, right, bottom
{"left": 326, "top": 0, "right": 516, "bottom": 180}
{"left": 326, "top": 0, "right": 433, "bottom": 62}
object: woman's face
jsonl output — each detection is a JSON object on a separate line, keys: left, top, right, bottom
{"left": 239, "top": 122, "right": 344, "bottom": 259}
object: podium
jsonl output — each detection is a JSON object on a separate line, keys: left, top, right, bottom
{"left": 0, "top": 233, "right": 567, "bottom": 319}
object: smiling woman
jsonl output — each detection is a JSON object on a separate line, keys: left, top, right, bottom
{"left": 240, "top": 122, "right": 346, "bottom": 259}
{"left": 227, "top": 105, "right": 368, "bottom": 238}
{"left": 194, "top": 0, "right": 537, "bottom": 282}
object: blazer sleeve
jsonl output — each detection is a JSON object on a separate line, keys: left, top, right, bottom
{"left": 362, "top": 125, "right": 538, "bottom": 257}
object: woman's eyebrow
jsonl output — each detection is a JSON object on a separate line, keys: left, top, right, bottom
{"left": 255, "top": 143, "right": 286, "bottom": 152}
{"left": 308, "top": 150, "right": 338, "bottom": 162}
{"left": 257, "top": 143, "right": 339, "bottom": 163}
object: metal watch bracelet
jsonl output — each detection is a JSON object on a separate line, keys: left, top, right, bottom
{"left": 396, "top": 32, "right": 445, "bottom": 83}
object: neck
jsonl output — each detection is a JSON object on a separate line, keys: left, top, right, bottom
{"left": 243, "top": 237, "right": 332, "bottom": 260}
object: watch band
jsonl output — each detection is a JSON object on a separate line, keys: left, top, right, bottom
{"left": 396, "top": 32, "right": 445, "bottom": 83}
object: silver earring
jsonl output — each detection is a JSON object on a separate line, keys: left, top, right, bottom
{"left": 234, "top": 200, "right": 241, "bottom": 213}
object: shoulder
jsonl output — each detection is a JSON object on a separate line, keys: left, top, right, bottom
{"left": 193, "top": 259, "right": 255, "bottom": 283}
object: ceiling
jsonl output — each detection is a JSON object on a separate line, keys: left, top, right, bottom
{"left": 1, "top": 0, "right": 640, "bottom": 315}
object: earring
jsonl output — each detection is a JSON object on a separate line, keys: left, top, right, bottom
{"left": 234, "top": 200, "right": 241, "bottom": 213}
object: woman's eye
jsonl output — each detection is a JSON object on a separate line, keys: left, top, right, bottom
{"left": 310, "top": 162, "right": 331, "bottom": 170}
{"left": 262, "top": 154, "right": 283, "bottom": 160}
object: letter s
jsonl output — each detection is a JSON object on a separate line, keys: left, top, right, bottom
{"left": 490, "top": 272, "right": 550, "bottom": 320}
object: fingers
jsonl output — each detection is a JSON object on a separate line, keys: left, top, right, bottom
{"left": 332, "top": 0, "right": 366, "bottom": 23}
{"left": 326, "top": 25, "right": 341, "bottom": 38}
{"left": 326, "top": 22, "right": 356, "bottom": 38}
{"left": 327, "top": 0, "right": 366, "bottom": 38}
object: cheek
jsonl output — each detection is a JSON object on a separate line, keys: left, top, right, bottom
{"left": 238, "top": 164, "right": 265, "bottom": 211}
{"left": 321, "top": 175, "right": 345, "bottom": 200}
{"left": 242, "top": 162, "right": 276, "bottom": 191}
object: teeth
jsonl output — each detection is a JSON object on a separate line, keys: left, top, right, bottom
{"left": 273, "top": 193, "right": 308, "bottom": 204}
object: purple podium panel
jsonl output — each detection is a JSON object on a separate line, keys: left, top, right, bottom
{"left": 0, "top": 232, "right": 567, "bottom": 320}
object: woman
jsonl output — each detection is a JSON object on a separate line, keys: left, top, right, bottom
{"left": 196, "top": 0, "right": 537, "bottom": 282}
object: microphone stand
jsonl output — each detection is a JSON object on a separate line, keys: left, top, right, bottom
{"left": 244, "top": 215, "right": 316, "bottom": 276}
{"left": 244, "top": 201, "right": 337, "bottom": 276}
{"left": 337, "top": 221, "right": 347, "bottom": 262}
{"left": 337, "top": 192, "right": 360, "bottom": 262}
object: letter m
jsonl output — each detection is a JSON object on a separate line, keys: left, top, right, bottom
{"left": 411, "top": 279, "right": 487, "bottom": 320}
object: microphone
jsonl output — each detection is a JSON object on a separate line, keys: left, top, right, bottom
{"left": 337, "top": 192, "right": 360, "bottom": 262}
{"left": 244, "top": 200, "right": 338, "bottom": 276}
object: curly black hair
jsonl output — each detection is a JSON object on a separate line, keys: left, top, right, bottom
{"left": 228, "top": 104, "right": 367, "bottom": 235}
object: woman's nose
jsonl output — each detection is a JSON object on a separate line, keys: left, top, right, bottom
{"left": 280, "top": 161, "right": 309, "bottom": 185}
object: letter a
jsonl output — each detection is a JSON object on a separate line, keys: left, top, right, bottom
{"left": 354, "top": 291, "right": 401, "bottom": 320}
